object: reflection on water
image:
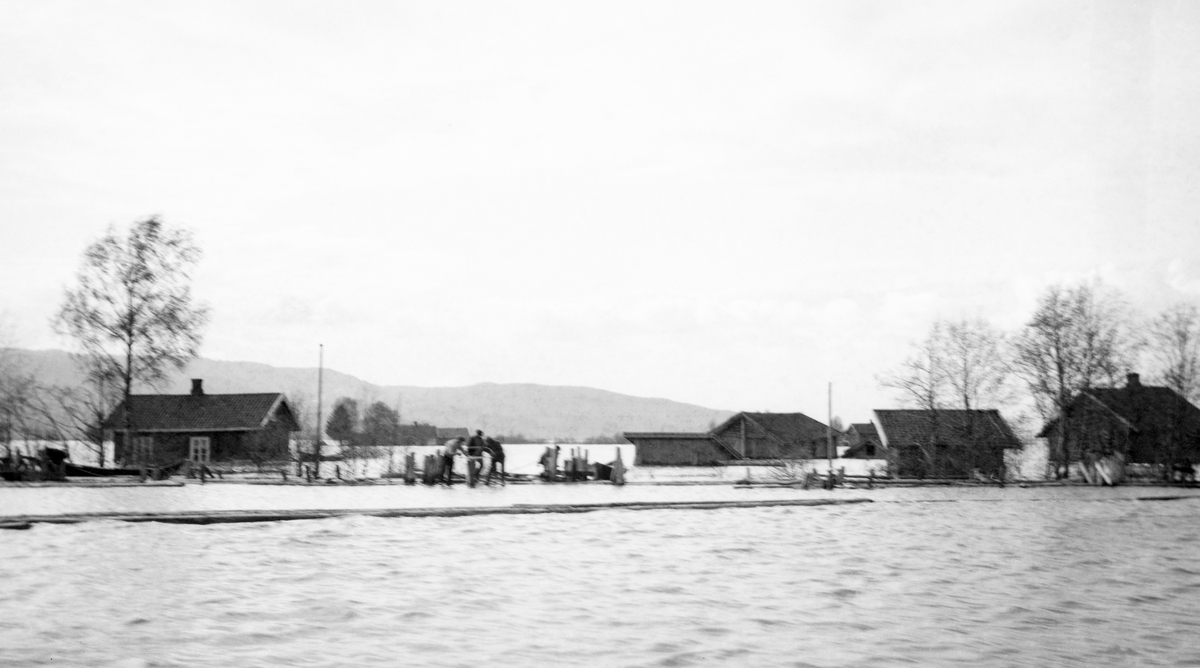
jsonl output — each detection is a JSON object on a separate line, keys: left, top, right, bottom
{"left": 2, "top": 491, "right": 1200, "bottom": 666}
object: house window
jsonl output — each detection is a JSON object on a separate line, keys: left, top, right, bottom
{"left": 132, "top": 436, "right": 154, "bottom": 463}
{"left": 189, "top": 436, "right": 211, "bottom": 463}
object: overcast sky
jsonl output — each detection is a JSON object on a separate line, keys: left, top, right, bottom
{"left": 2, "top": 1, "right": 1199, "bottom": 421}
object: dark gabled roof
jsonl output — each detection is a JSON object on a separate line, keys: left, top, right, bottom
{"left": 849, "top": 423, "right": 878, "bottom": 438}
{"left": 621, "top": 432, "right": 711, "bottom": 439}
{"left": 396, "top": 423, "right": 438, "bottom": 444}
{"left": 874, "top": 409, "right": 1021, "bottom": 449}
{"left": 1038, "top": 383, "right": 1200, "bottom": 437}
{"left": 103, "top": 393, "right": 298, "bottom": 432}
{"left": 714, "top": 412, "right": 833, "bottom": 444}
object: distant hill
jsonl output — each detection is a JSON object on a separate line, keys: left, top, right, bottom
{"left": 6, "top": 349, "right": 734, "bottom": 441}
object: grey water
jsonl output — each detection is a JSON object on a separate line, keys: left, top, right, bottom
{"left": 3, "top": 487, "right": 1200, "bottom": 667}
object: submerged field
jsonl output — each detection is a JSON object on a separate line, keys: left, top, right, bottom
{"left": 2, "top": 487, "right": 1199, "bottom": 667}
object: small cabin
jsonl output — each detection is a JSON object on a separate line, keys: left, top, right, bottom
{"left": 842, "top": 422, "right": 882, "bottom": 458}
{"left": 102, "top": 379, "right": 300, "bottom": 467}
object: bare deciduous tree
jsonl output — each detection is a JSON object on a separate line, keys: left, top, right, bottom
{"left": 0, "top": 318, "right": 45, "bottom": 461}
{"left": 881, "top": 322, "right": 947, "bottom": 411}
{"left": 880, "top": 323, "right": 947, "bottom": 474}
{"left": 53, "top": 217, "right": 210, "bottom": 465}
{"left": 941, "top": 318, "right": 1011, "bottom": 412}
{"left": 1145, "top": 302, "right": 1200, "bottom": 477}
{"left": 1147, "top": 302, "right": 1200, "bottom": 403}
{"left": 0, "top": 348, "right": 37, "bottom": 457}
{"left": 881, "top": 318, "right": 1013, "bottom": 477}
{"left": 1011, "top": 282, "right": 1140, "bottom": 479}
{"left": 44, "top": 355, "right": 122, "bottom": 466}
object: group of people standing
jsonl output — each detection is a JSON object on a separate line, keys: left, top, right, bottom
{"left": 441, "top": 430, "right": 505, "bottom": 485}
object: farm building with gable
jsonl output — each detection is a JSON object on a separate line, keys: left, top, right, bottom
{"left": 1037, "top": 372, "right": 1200, "bottom": 477}
{"left": 625, "top": 411, "right": 837, "bottom": 466}
{"left": 873, "top": 408, "right": 1021, "bottom": 479}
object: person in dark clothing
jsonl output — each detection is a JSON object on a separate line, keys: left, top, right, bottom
{"left": 442, "top": 438, "right": 464, "bottom": 485}
{"left": 465, "top": 430, "right": 488, "bottom": 483}
{"left": 467, "top": 430, "right": 486, "bottom": 457}
{"left": 484, "top": 436, "right": 505, "bottom": 485}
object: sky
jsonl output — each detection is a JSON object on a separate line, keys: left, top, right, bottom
{"left": 2, "top": 0, "right": 1199, "bottom": 421}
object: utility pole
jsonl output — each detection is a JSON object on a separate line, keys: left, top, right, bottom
{"left": 827, "top": 381, "right": 834, "bottom": 475}
{"left": 314, "top": 344, "right": 324, "bottom": 479}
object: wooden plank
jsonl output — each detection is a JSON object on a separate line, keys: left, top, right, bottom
{"left": 1, "top": 497, "right": 875, "bottom": 527}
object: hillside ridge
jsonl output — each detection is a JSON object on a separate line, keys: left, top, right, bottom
{"left": 6, "top": 348, "right": 734, "bottom": 440}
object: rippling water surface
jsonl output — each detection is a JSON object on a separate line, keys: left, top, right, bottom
{"left": 3, "top": 490, "right": 1200, "bottom": 667}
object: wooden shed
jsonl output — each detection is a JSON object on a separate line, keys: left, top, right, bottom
{"left": 874, "top": 408, "right": 1019, "bottom": 479}
{"left": 625, "top": 412, "right": 837, "bottom": 466}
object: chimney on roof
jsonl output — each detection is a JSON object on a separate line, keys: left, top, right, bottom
{"left": 191, "top": 379, "right": 204, "bottom": 396}
{"left": 1126, "top": 373, "right": 1140, "bottom": 389}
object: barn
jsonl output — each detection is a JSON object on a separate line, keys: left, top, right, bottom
{"left": 625, "top": 412, "right": 837, "bottom": 466}
{"left": 873, "top": 408, "right": 1020, "bottom": 479}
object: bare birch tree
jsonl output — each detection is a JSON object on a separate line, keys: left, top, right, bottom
{"left": 881, "top": 318, "right": 1012, "bottom": 477}
{"left": 41, "top": 355, "right": 122, "bottom": 466}
{"left": 881, "top": 322, "right": 948, "bottom": 411}
{"left": 52, "top": 217, "right": 210, "bottom": 464}
{"left": 0, "top": 344, "right": 37, "bottom": 458}
{"left": 941, "top": 318, "right": 1011, "bottom": 412}
{"left": 940, "top": 318, "right": 1012, "bottom": 475}
{"left": 1011, "top": 282, "right": 1139, "bottom": 478}
{"left": 880, "top": 323, "right": 947, "bottom": 475}
{"left": 1147, "top": 302, "right": 1200, "bottom": 403}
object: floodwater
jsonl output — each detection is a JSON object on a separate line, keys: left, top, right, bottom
{"left": 3, "top": 487, "right": 1200, "bottom": 667}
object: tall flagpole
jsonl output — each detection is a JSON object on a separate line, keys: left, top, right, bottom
{"left": 315, "top": 344, "right": 324, "bottom": 479}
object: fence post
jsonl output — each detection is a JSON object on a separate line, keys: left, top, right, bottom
{"left": 612, "top": 447, "right": 625, "bottom": 486}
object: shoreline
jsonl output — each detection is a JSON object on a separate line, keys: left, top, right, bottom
{"left": 2, "top": 477, "right": 1197, "bottom": 488}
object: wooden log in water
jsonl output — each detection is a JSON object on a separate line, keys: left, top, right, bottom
{"left": 2, "top": 497, "right": 875, "bottom": 527}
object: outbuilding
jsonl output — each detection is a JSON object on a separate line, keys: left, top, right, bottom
{"left": 626, "top": 411, "right": 837, "bottom": 466}
{"left": 873, "top": 408, "right": 1020, "bottom": 479}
